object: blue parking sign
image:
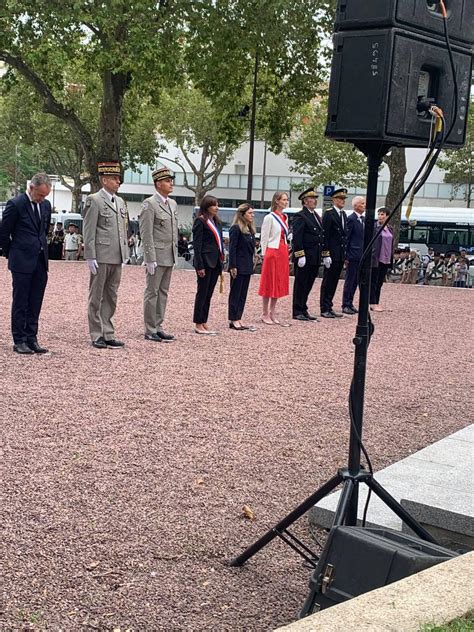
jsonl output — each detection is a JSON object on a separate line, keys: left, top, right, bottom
{"left": 324, "top": 185, "right": 335, "bottom": 197}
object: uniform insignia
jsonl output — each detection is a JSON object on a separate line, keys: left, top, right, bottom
{"left": 84, "top": 198, "right": 92, "bottom": 209}
{"left": 120, "top": 209, "right": 126, "bottom": 217}
{"left": 160, "top": 219, "right": 165, "bottom": 226}
{"left": 142, "top": 201, "right": 150, "bottom": 211}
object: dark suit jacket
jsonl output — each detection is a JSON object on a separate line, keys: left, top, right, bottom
{"left": 228, "top": 224, "right": 255, "bottom": 275}
{"left": 346, "top": 212, "right": 365, "bottom": 262}
{"left": 322, "top": 207, "right": 348, "bottom": 262}
{"left": 0, "top": 192, "right": 51, "bottom": 273}
{"left": 192, "top": 216, "right": 223, "bottom": 270}
{"left": 291, "top": 207, "right": 324, "bottom": 266}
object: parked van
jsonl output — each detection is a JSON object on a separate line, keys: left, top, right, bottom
{"left": 51, "top": 212, "right": 83, "bottom": 233}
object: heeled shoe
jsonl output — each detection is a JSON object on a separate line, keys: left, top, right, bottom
{"left": 229, "top": 323, "right": 247, "bottom": 330}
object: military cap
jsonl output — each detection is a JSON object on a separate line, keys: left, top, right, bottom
{"left": 69, "top": 223, "right": 78, "bottom": 228}
{"left": 298, "top": 187, "right": 319, "bottom": 202}
{"left": 98, "top": 161, "right": 121, "bottom": 177}
{"left": 152, "top": 166, "right": 175, "bottom": 182}
{"left": 332, "top": 187, "right": 348, "bottom": 198}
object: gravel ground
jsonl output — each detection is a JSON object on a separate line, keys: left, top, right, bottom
{"left": 0, "top": 259, "right": 472, "bottom": 631}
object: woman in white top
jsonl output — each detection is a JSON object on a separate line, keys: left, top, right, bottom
{"left": 258, "top": 191, "right": 290, "bottom": 325}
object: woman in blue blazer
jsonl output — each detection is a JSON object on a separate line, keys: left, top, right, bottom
{"left": 192, "top": 196, "right": 224, "bottom": 335}
{"left": 228, "top": 203, "right": 256, "bottom": 330}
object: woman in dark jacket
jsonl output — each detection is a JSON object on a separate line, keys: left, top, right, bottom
{"left": 192, "top": 196, "right": 224, "bottom": 335}
{"left": 370, "top": 207, "right": 394, "bottom": 312}
{"left": 228, "top": 203, "right": 256, "bottom": 330}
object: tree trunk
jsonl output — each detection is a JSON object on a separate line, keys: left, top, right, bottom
{"left": 383, "top": 147, "right": 407, "bottom": 247}
{"left": 71, "top": 183, "right": 82, "bottom": 213}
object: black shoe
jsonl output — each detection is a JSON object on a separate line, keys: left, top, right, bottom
{"left": 105, "top": 339, "right": 125, "bottom": 348}
{"left": 320, "top": 311, "right": 336, "bottom": 319}
{"left": 92, "top": 337, "right": 107, "bottom": 349}
{"left": 304, "top": 313, "right": 319, "bottom": 321}
{"left": 229, "top": 322, "right": 248, "bottom": 330}
{"left": 156, "top": 330, "right": 175, "bottom": 341}
{"left": 330, "top": 310, "right": 344, "bottom": 318}
{"left": 342, "top": 306, "right": 357, "bottom": 315}
{"left": 350, "top": 306, "right": 359, "bottom": 314}
{"left": 13, "top": 342, "right": 34, "bottom": 355}
{"left": 293, "top": 314, "right": 310, "bottom": 321}
{"left": 145, "top": 333, "right": 162, "bottom": 342}
{"left": 27, "top": 341, "right": 49, "bottom": 353}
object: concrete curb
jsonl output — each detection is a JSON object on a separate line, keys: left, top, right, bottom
{"left": 275, "top": 551, "right": 474, "bottom": 632}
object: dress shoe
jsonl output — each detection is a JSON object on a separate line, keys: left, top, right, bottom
{"left": 293, "top": 314, "right": 310, "bottom": 321}
{"left": 13, "top": 342, "right": 34, "bottom": 355}
{"left": 27, "top": 341, "right": 49, "bottom": 353}
{"left": 342, "top": 306, "right": 357, "bottom": 315}
{"left": 156, "top": 330, "right": 175, "bottom": 341}
{"left": 304, "top": 313, "right": 319, "bottom": 321}
{"left": 330, "top": 310, "right": 344, "bottom": 318}
{"left": 145, "top": 333, "right": 162, "bottom": 342}
{"left": 229, "top": 322, "right": 248, "bottom": 330}
{"left": 194, "top": 328, "right": 217, "bottom": 335}
{"left": 92, "top": 337, "right": 107, "bottom": 349}
{"left": 105, "top": 339, "right": 125, "bottom": 348}
{"left": 320, "top": 311, "right": 336, "bottom": 319}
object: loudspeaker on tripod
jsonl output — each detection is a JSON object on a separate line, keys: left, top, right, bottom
{"left": 299, "top": 526, "right": 458, "bottom": 618}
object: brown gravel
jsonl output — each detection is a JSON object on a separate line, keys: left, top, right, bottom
{"left": 0, "top": 259, "right": 472, "bottom": 631}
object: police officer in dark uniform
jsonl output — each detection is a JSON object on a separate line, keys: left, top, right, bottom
{"left": 320, "top": 187, "right": 349, "bottom": 318}
{"left": 292, "top": 187, "right": 324, "bottom": 321}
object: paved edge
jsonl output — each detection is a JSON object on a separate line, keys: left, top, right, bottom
{"left": 274, "top": 551, "right": 474, "bottom": 632}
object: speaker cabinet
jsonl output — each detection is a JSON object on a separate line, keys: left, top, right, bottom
{"left": 325, "top": 28, "right": 472, "bottom": 148}
{"left": 299, "top": 526, "right": 458, "bottom": 618}
{"left": 335, "top": 0, "right": 474, "bottom": 46}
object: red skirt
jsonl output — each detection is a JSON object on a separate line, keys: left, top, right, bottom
{"left": 258, "top": 236, "right": 289, "bottom": 298}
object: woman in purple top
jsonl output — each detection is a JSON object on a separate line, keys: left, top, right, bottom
{"left": 370, "top": 207, "right": 393, "bottom": 312}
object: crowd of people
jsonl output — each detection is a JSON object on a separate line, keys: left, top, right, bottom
{"left": 0, "top": 166, "right": 471, "bottom": 354}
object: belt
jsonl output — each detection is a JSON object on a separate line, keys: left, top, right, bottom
{"left": 66, "top": 249, "right": 78, "bottom": 252}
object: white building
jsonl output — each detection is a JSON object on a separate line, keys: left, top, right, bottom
{"left": 47, "top": 141, "right": 468, "bottom": 227}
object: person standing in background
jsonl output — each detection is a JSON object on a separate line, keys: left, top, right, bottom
{"left": 63, "top": 223, "right": 82, "bottom": 260}
{"left": 370, "top": 207, "right": 394, "bottom": 312}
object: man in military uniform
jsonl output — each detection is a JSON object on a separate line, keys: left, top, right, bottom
{"left": 291, "top": 187, "right": 323, "bottom": 321}
{"left": 139, "top": 166, "right": 178, "bottom": 342}
{"left": 341, "top": 195, "right": 366, "bottom": 314}
{"left": 83, "top": 161, "right": 128, "bottom": 348}
{"left": 320, "top": 187, "right": 349, "bottom": 318}
{"left": 63, "top": 223, "right": 82, "bottom": 260}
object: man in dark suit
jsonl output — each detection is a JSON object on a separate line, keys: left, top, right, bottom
{"left": 320, "top": 187, "right": 349, "bottom": 318}
{"left": 292, "top": 187, "right": 324, "bottom": 321}
{"left": 0, "top": 173, "right": 52, "bottom": 354}
{"left": 341, "top": 196, "right": 366, "bottom": 315}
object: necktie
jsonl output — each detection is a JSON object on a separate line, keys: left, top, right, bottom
{"left": 111, "top": 196, "right": 115, "bottom": 205}
{"left": 32, "top": 202, "right": 41, "bottom": 222}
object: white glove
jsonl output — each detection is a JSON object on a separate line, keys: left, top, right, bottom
{"left": 297, "top": 256, "right": 306, "bottom": 268}
{"left": 323, "top": 256, "right": 332, "bottom": 269}
{"left": 146, "top": 261, "right": 157, "bottom": 275}
{"left": 87, "top": 259, "right": 99, "bottom": 275}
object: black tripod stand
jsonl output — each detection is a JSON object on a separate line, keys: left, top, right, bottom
{"left": 230, "top": 143, "right": 437, "bottom": 570}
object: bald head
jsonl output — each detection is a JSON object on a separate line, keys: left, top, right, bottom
{"left": 352, "top": 196, "right": 366, "bottom": 215}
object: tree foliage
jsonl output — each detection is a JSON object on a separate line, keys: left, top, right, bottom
{"left": 437, "top": 105, "right": 473, "bottom": 208}
{"left": 286, "top": 100, "right": 368, "bottom": 190}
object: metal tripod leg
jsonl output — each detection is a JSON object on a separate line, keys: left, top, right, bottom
{"left": 366, "top": 476, "right": 437, "bottom": 543}
{"left": 230, "top": 473, "right": 343, "bottom": 567}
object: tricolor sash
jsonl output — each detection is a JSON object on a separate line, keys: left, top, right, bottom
{"left": 207, "top": 218, "right": 225, "bottom": 261}
{"left": 271, "top": 211, "right": 289, "bottom": 242}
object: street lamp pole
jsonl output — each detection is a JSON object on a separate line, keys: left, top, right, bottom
{"left": 246, "top": 50, "right": 259, "bottom": 203}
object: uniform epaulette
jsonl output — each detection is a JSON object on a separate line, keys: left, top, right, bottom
{"left": 322, "top": 250, "right": 330, "bottom": 257}
{"left": 294, "top": 250, "right": 305, "bottom": 258}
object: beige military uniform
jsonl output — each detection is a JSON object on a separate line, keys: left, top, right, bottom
{"left": 139, "top": 193, "right": 178, "bottom": 334}
{"left": 83, "top": 189, "right": 128, "bottom": 341}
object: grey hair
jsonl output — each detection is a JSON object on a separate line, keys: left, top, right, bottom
{"left": 30, "top": 173, "right": 52, "bottom": 187}
{"left": 352, "top": 195, "right": 365, "bottom": 208}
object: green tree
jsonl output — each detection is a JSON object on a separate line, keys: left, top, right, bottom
{"left": 437, "top": 106, "right": 473, "bottom": 208}
{"left": 0, "top": 0, "right": 184, "bottom": 189}
{"left": 286, "top": 100, "right": 368, "bottom": 190}
{"left": 154, "top": 86, "right": 248, "bottom": 204}
{"left": 383, "top": 147, "right": 407, "bottom": 246}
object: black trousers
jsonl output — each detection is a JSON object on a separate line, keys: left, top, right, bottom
{"left": 320, "top": 259, "right": 344, "bottom": 313}
{"left": 293, "top": 263, "right": 319, "bottom": 317}
{"left": 228, "top": 274, "right": 251, "bottom": 321}
{"left": 370, "top": 262, "right": 391, "bottom": 304}
{"left": 342, "top": 259, "right": 360, "bottom": 308}
{"left": 11, "top": 255, "right": 48, "bottom": 344}
{"left": 193, "top": 266, "right": 220, "bottom": 324}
